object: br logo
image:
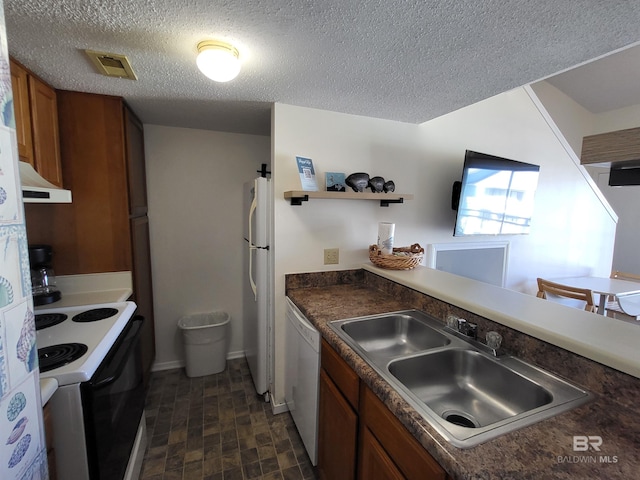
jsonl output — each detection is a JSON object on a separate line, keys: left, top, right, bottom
{"left": 573, "top": 436, "right": 602, "bottom": 452}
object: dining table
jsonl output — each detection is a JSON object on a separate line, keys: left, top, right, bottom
{"left": 553, "top": 276, "right": 640, "bottom": 315}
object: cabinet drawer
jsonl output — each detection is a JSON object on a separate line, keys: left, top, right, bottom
{"left": 360, "top": 385, "right": 447, "bottom": 480}
{"left": 321, "top": 338, "right": 359, "bottom": 409}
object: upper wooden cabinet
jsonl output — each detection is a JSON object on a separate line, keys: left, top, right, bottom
{"left": 23, "top": 90, "right": 156, "bottom": 385}
{"left": 9, "top": 58, "right": 63, "bottom": 186}
{"left": 10, "top": 59, "right": 34, "bottom": 163}
{"left": 25, "top": 91, "right": 149, "bottom": 275}
{"left": 124, "top": 107, "right": 148, "bottom": 216}
{"left": 581, "top": 127, "right": 640, "bottom": 165}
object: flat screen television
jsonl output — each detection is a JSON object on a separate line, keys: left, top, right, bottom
{"left": 452, "top": 150, "right": 540, "bottom": 236}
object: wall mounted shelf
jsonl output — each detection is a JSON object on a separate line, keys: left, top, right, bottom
{"left": 284, "top": 190, "right": 413, "bottom": 207}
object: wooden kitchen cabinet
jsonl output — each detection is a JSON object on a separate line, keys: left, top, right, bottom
{"left": 124, "top": 106, "right": 148, "bottom": 217}
{"left": 131, "top": 215, "right": 155, "bottom": 388}
{"left": 319, "top": 338, "right": 360, "bottom": 480}
{"left": 24, "top": 90, "right": 155, "bottom": 386}
{"left": 359, "top": 384, "right": 447, "bottom": 480}
{"left": 9, "top": 58, "right": 63, "bottom": 186}
{"left": 318, "top": 369, "right": 359, "bottom": 480}
{"left": 359, "top": 426, "right": 404, "bottom": 480}
{"left": 319, "top": 339, "right": 448, "bottom": 480}
{"left": 10, "top": 58, "right": 34, "bottom": 163}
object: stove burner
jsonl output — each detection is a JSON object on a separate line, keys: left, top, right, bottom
{"left": 38, "top": 343, "right": 88, "bottom": 372}
{"left": 72, "top": 308, "right": 118, "bottom": 323}
{"left": 35, "top": 313, "right": 68, "bottom": 331}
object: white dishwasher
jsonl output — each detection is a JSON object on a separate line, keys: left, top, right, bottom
{"left": 285, "top": 297, "right": 320, "bottom": 465}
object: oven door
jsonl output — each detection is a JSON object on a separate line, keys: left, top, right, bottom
{"left": 81, "top": 315, "right": 145, "bottom": 480}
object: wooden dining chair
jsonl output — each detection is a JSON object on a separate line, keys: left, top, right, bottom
{"left": 606, "top": 271, "right": 640, "bottom": 320}
{"left": 536, "top": 278, "right": 597, "bottom": 313}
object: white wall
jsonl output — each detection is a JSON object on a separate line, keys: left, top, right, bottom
{"left": 589, "top": 103, "right": 640, "bottom": 274}
{"left": 271, "top": 87, "right": 616, "bottom": 405}
{"left": 592, "top": 103, "right": 640, "bottom": 134}
{"left": 591, "top": 172, "right": 640, "bottom": 274}
{"left": 531, "top": 80, "right": 640, "bottom": 154}
{"left": 144, "top": 125, "right": 270, "bottom": 370}
{"left": 533, "top": 81, "right": 640, "bottom": 276}
{"left": 529, "top": 81, "right": 595, "bottom": 158}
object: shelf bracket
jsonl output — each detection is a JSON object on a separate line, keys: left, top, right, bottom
{"left": 380, "top": 197, "right": 404, "bottom": 207}
{"left": 289, "top": 194, "right": 309, "bottom": 206}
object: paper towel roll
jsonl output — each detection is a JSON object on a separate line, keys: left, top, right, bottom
{"left": 377, "top": 222, "right": 395, "bottom": 255}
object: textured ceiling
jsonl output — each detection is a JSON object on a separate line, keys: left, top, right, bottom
{"left": 4, "top": 1, "right": 640, "bottom": 136}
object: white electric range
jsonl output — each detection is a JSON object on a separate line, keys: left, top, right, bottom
{"left": 35, "top": 301, "right": 147, "bottom": 480}
{"left": 36, "top": 302, "right": 137, "bottom": 384}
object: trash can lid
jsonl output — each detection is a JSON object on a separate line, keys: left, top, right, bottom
{"left": 178, "top": 311, "right": 230, "bottom": 329}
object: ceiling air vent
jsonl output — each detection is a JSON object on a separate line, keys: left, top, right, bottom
{"left": 85, "top": 50, "right": 137, "bottom": 80}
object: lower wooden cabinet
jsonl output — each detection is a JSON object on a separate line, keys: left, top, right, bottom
{"left": 359, "top": 384, "right": 448, "bottom": 480}
{"left": 318, "top": 339, "right": 448, "bottom": 480}
{"left": 359, "top": 425, "right": 405, "bottom": 480}
{"left": 318, "top": 369, "right": 358, "bottom": 480}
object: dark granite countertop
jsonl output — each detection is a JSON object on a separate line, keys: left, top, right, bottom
{"left": 286, "top": 282, "right": 640, "bottom": 480}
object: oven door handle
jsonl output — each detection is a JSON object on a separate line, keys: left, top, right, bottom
{"left": 91, "top": 315, "right": 144, "bottom": 388}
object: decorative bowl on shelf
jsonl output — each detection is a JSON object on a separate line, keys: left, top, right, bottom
{"left": 345, "top": 173, "right": 370, "bottom": 192}
{"left": 369, "top": 243, "right": 424, "bottom": 270}
{"left": 368, "top": 176, "right": 385, "bottom": 193}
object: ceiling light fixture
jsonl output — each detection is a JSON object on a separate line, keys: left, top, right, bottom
{"left": 196, "top": 40, "right": 241, "bottom": 82}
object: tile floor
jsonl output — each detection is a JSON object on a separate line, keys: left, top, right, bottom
{"left": 141, "top": 358, "right": 318, "bottom": 480}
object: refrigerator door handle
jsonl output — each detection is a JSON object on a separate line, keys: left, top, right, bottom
{"left": 249, "top": 245, "right": 257, "bottom": 300}
{"left": 249, "top": 191, "right": 257, "bottom": 246}
{"left": 248, "top": 192, "right": 258, "bottom": 300}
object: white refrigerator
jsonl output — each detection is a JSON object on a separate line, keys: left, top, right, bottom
{"left": 243, "top": 177, "right": 272, "bottom": 399}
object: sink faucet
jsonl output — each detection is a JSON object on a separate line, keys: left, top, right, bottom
{"left": 456, "top": 318, "right": 478, "bottom": 340}
{"left": 445, "top": 315, "right": 504, "bottom": 356}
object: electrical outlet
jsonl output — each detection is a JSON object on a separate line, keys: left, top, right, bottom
{"left": 324, "top": 248, "right": 339, "bottom": 265}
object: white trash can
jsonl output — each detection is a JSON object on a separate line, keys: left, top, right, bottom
{"left": 178, "top": 311, "right": 230, "bottom": 377}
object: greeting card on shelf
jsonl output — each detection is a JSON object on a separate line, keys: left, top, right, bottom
{"left": 325, "top": 172, "right": 346, "bottom": 192}
{"left": 296, "top": 156, "right": 318, "bottom": 191}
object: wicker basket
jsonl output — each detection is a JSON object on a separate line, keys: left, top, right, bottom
{"left": 369, "top": 243, "right": 424, "bottom": 270}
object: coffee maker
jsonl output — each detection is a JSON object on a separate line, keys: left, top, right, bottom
{"left": 28, "top": 244, "right": 61, "bottom": 306}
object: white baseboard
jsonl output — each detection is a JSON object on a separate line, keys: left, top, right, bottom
{"left": 151, "top": 350, "right": 246, "bottom": 372}
{"left": 151, "top": 359, "right": 184, "bottom": 372}
{"left": 270, "top": 400, "right": 289, "bottom": 415}
{"left": 227, "top": 349, "right": 245, "bottom": 360}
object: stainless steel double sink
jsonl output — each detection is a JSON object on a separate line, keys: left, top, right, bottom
{"left": 329, "top": 310, "right": 591, "bottom": 448}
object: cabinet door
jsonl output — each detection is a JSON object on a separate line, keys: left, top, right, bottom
{"left": 131, "top": 215, "right": 155, "bottom": 388}
{"left": 360, "top": 386, "right": 447, "bottom": 480}
{"left": 359, "top": 426, "right": 404, "bottom": 480}
{"left": 10, "top": 59, "right": 34, "bottom": 165}
{"left": 49, "top": 90, "right": 131, "bottom": 274}
{"left": 318, "top": 369, "right": 358, "bottom": 480}
{"left": 124, "top": 106, "right": 148, "bottom": 216}
{"left": 29, "top": 75, "right": 63, "bottom": 186}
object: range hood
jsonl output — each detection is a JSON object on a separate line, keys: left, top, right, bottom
{"left": 19, "top": 161, "right": 72, "bottom": 203}
{"left": 609, "top": 161, "right": 640, "bottom": 187}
